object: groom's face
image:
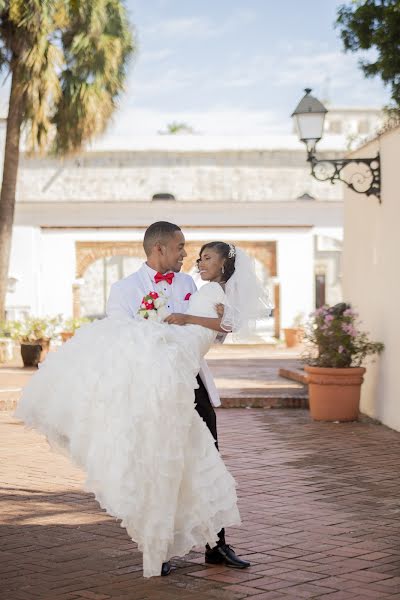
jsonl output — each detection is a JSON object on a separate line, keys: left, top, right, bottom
{"left": 161, "top": 231, "right": 187, "bottom": 272}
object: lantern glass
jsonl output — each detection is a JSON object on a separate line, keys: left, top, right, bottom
{"left": 292, "top": 89, "right": 328, "bottom": 153}
{"left": 294, "top": 111, "right": 325, "bottom": 144}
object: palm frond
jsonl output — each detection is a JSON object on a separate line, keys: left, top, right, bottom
{"left": 0, "top": 0, "right": 134, "bottom": 154}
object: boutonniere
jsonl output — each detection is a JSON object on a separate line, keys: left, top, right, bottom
{"left": 184, "top": 293, "right": 192, "bottom": 301}
{"left": 138, "top": 291, "right": 168, "bottom": 321}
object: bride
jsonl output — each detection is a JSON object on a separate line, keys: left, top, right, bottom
{"left": 15, "top": 227, "right": 267, "bottom": 578}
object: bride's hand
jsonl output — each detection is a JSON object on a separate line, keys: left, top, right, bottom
{"left": 164, "top": 313, "right": 188, "bottom": 326}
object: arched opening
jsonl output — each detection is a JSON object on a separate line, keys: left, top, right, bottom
{"left": 80, "top": 255, "right": 144, "bottom": 318}
{"left": 74, "top": 240, "right": 279, "bottom": 339}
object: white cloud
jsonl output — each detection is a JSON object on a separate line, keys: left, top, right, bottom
{"left": 143, "top": 17, "right": 208, "bottom": 37}
{"left": 130, "top": 67, "right": 196, "bottom": 96}
{"left": 142, "top": 9, "right": 256, "bottom": 39}
{"left": 272, "top": 48, "right": 389, "bottom": 106}
{"left": 276, "top": 51, "right": 357, "bottom": 87}
{"left": 139, "top": 49, "right": 174, "bottom": 63}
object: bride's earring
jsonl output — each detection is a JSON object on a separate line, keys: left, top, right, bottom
{"left": 221, "top": 265, "right": 225, "bottom": 275}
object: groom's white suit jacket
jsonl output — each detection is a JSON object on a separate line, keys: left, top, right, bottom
{"left": 106, "top": 263, "right": 221, "bottom": 407}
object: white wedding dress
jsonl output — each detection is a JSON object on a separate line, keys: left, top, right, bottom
{"left": 15, "top": 282, "right": 241, "bottom": 577}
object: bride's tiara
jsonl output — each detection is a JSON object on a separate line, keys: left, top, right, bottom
{"left": 228, "top": 243, "right": 236, "bottom": 259}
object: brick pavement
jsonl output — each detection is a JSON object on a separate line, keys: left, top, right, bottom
{"left": 2, "top": 408, "right": 400, "bottom": 600}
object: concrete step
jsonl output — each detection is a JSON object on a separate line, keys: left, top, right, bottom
{"left": 279, "top": 366, "right": 308, "bottom": 385}
{"left": 220, "top": 395, "right": 308, "bottom": 409}
{"left": 2, "top": 391, "right": 309, "bottom": 412}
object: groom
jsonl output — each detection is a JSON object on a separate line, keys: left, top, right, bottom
{"left": 107, "top": 221, "right": 250, "bottom": 576}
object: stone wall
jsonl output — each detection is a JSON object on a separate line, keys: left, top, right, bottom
{"left": 17, "top": 147, "right": 343, "bottom": 204}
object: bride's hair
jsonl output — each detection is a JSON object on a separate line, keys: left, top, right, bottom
{"left": 197, "top": 242, "right": 236, "bottom": 281}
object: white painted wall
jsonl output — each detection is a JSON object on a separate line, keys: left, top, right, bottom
{"left": 40, "top": 233, "right": 76, "bottom": 317}
{"left": 6, "top": 226, "right": 42, "bottom": 317}
{"left": 277, "top": 232, "right": 314, "bottom": 328}
{"left": 343, "top": 127, "right": 400, "bottom": 431}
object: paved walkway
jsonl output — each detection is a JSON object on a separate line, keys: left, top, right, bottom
{"left": 2, "top": 408, "right": 400, "bottom": 600}
{"left": 0, "top": 345, "right": 307, "bottom": 411}
{"left": 207, "top": 345, "right": 307, "bottom": 404}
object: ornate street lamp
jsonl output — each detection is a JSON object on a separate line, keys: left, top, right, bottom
{"left": 292, "top": 89, "right": 381, "bottom": 201}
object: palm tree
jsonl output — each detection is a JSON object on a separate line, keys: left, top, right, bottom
{"left": 158, "top": 121, "right": 195, "bottom": 135}
{"left": 0, "top": 0, "right": 134, "bottom": 318}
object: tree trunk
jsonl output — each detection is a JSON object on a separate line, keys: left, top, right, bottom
{"left": 0, "top": 68, "right": 23, "bottom": 320}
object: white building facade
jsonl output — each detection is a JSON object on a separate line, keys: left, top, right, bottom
{"left": 5, "top": 108, "right": 381, "bottom": 337}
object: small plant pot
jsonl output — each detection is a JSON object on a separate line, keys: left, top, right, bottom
{"left": 61, "top": 331, "right": 74, "bottom": 343}
{"left": 283, "top": 328, "right": 302, "bottom": 348}
{"left": 20, "top": 339, "right": 51, "bottom": 367}
{"left": 305, "top": 365, "right": 366, "bottom": 422}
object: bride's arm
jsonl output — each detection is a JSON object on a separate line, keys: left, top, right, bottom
{"left": 164, "top": 313, "right": 228, "bottom": 333}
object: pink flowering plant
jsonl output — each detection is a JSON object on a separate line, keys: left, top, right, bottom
{"left": 304, "top": 303, "right": 384, "bottom": 368}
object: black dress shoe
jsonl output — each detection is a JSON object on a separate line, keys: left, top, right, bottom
{"left": 161, "top": 561, "right": 172, "bottom": 576}
{"left": 205, "top": 544, "right": 251, "bottom": 569}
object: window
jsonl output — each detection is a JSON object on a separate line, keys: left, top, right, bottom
{"left": 328, "top": 120, "right": 342, "bottom": 134}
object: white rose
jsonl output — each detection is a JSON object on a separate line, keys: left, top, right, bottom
{"left": 154, "top": 297, "right": 163, "bottom": 309}
{"left": 157, "top": 306, "right": 169, "bottom": 321}
{"left": 141, "top": 303, "right": 146, "bottom": 308}
{"left": 146, "top": 310, "right": 157, "bottom": 320}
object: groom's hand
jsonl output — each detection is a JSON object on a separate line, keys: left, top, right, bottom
{"left": 164, "top": 313, "right": 188, "bottom": 326}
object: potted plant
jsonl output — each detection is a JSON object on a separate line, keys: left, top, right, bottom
{"left": 283, "top": 312, "right": 305, "bottom": 347}
{"left": 303, "top": 303, "right": 384, "bottom": 421}
{"left": 12, "top": 316, "right": 62, "bottom": 367}
{"left": 60, "top": 317, "right": 90, "bottom": 342}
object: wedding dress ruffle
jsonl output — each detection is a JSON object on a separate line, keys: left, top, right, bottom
{"left": 15, "top": 283, "right": 241, "bottom": 577}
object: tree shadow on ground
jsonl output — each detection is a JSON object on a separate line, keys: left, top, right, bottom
{"left": 0, "top": 488, "right": 235, "bottom": 600}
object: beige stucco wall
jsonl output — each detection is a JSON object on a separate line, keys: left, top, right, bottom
{"left": 343, "top": 125, "right": 400, "bottom": 430}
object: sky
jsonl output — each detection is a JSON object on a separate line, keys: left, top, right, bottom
{"left": 96, "top": 0, "right": 391, "bottom": 142}
{"left": 0, "top": 0, "right": 391, "bottom": 144}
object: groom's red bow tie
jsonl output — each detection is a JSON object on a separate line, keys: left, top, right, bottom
{"left": 154, "top": 272, "right": 175, "bottom": 285}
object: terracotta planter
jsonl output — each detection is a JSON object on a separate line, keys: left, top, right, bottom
{"left": 20, "top": 339, "right": 51, "bottom": 367}
{"left": 305, "top": 365, "right": 366, "bottom": 422}
{"left": 283, "top": 328, "right": 302, "bottom": 348}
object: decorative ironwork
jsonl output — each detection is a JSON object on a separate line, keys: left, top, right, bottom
{"left": 307, "top": 150, "right": 381, "bottom": 202}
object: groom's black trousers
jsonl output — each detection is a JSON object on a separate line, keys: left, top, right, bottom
{"left": 195, "top": 375, "right": 225, "bottom": 547}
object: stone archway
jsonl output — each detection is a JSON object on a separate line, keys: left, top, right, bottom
{"left": 75, "top": 241, "right": 146, "bottom": 279}
{"left": 74, "top": 240, "right": 279, "bottom": 333}
{"left": 73, "top": 242, "right": 146, "bottom": 317}
{"left": 182, "top": 241, "right": 276, "bottom": 277}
